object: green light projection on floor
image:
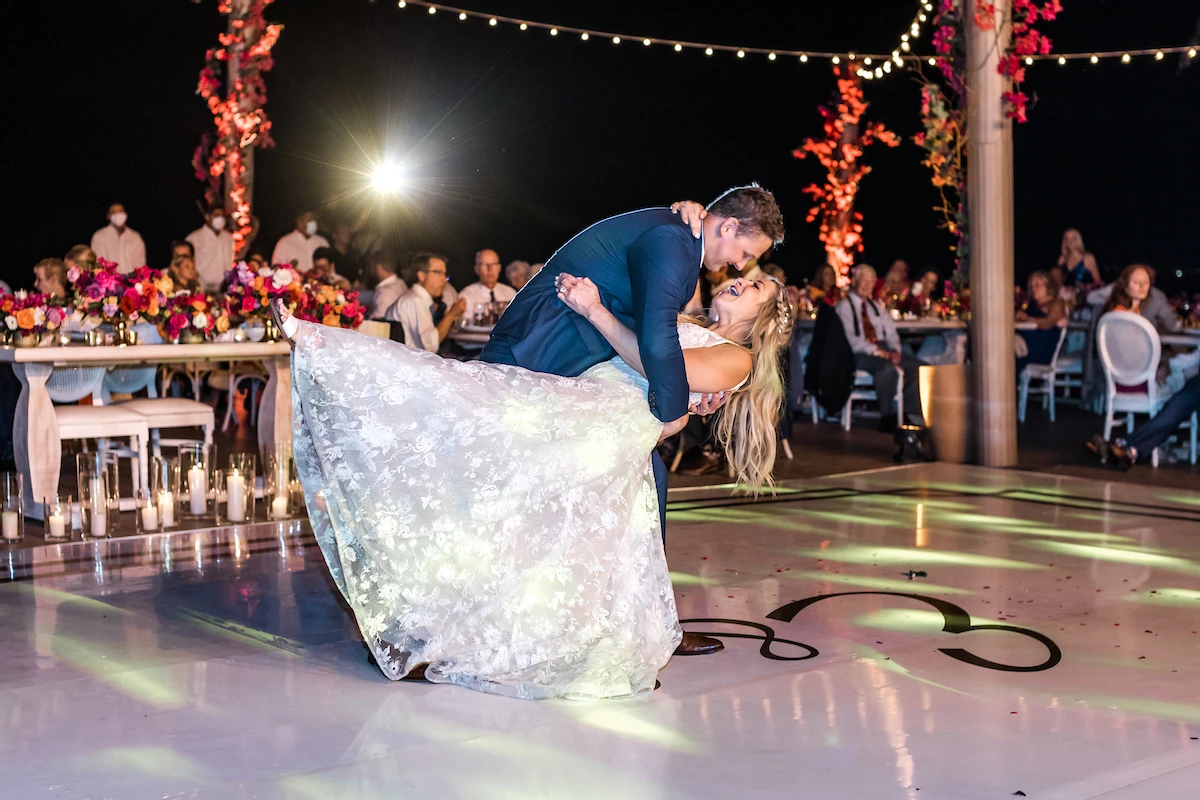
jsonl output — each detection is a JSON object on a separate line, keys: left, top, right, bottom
{"left": 668, "top": 572, "right": 716, "bottom": 586}
{"left": 51, "top": 636, "right": 187, "bottom": 709}
{"left": 792, "top": 545, "right": 1048, "bottom": 570}
{"left": 1075, "top": 695, "right": 1200, "bottom": 724}
{"left": 850, "top": 608, "right": 1009, "bottom": 634}
{"left": 71, "top": 747, "right": 203, "bottom": 781}
{"left": 1027, "top": 541, "right": 1200, "bottom": 575}
{"left": 574, "top": 707, "right": 700, "bottom": 753}
{"left": 13, "top": 583, "right": 136, "bottom": 616}
{"left": 1123, "top": 587, "right": 1200, "bottom": 606}
{"left": 173, "top": 607, "right": 306, "bottom": 655}
{"left": 785, "top": 570, "right": 975, "bottom": 595}
{"left": 927, "top": 513, "right": 1137, "bottom": 543}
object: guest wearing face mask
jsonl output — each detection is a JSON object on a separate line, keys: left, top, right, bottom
{"left": 271, "top": 211, "right": 330, "bottom": 274}
{"left": 90, "top": 203, "right": 147, "bottom": 274}
{"left": 186, "top": 206, "right": 236, "bottom": 291}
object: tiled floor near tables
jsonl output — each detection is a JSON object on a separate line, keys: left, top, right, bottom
{"left": 2, "top": 463, "right": 1199, "bottom": 799}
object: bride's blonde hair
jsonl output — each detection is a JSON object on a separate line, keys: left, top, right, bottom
{"left": 680, "top": 277, "right": 793, "bottom": 494}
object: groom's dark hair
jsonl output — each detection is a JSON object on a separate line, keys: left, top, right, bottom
{"left": 708, "top": 183, "right": 786, "bottom": 245}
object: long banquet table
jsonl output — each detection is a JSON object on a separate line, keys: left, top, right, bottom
{"left": 0, "top": 342, "right": 291, "bottom": 519}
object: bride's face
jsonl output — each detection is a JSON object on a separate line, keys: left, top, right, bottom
{"left": 712, "top": 277, "right": 779, "bottom": 327}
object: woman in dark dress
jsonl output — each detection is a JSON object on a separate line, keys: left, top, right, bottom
{"left": 1016, "top": 271, "right": 1068, "bottom": 375}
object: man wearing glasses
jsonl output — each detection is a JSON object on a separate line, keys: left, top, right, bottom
{"left": 385, "top": 253, "right": 467, "bottom": 353}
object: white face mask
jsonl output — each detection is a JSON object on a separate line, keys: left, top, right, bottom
{"left": 109, "top": 212, "right": 128, "bottom": 227}
{"left": 210, "top": 216, "right": 226, "bottom": 231}
{"left": 304, "top": 221, "right": 318, "bottom": 236}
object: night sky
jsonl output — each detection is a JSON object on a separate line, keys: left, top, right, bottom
{"left": 6, "top": 0, "right": 1198, "bottom": 292}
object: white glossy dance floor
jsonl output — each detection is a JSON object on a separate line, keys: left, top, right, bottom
{"left": 3, "top": 463, "right": 1200, "bottom": 799}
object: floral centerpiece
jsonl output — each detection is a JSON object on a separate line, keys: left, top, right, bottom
{"left": 67, "top": 258, "right": 126, "bottom": 325}
{"left": 161, "top": 291, "right": 227, "bottom": 343}
{"left": 220, "top": 262, "right": 305, "bottom": 321}
{"left": 120, "top": 266, "right": 172, "bottom": 325}
{"left": 295, "top": 279, "right": 365, "bottom": 329}
{"left": 1, "top": 291, "right": 73, "bottom": 345}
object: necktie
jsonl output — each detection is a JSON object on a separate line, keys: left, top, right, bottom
{"left": 861, "top": 300, "right": 879, "bottom": 346}
{"left": 431, "top": 298, "right": 446, "bottom": 325}
{"left": 490, "top": 289, "right": 496, "bottom": 304}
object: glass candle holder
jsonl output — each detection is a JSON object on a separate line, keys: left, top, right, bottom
{"left": 180, "top": 443, "right": 216, "bottom": 520}
{"left": 1, "top": 472, "right": 24, "bottom": 543}
{"left": 43, "top": 493, "right": 71, "bottom": 541}
{"left": 135, "top": 488, "right": 160, "bottom": 533}
{"left": 216, "top": 468, "right": 256, "bottom": 525}
{"left": 151, "top": 455, "right": 180, "bottom": 529}
{"left": 266, "top": 442, "right": 294, "bottom": 520}
{"left": 78, "top": 469, "right": 111, "bottom": 539}
{"left": 76, "top": 452, "right": 119, "bottom": 517}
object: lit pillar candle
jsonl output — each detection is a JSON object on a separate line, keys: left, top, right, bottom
{"left": 90, "top": 507, "right": 106, "bottom": 538}
{"left": 271, "top": 495, "right": 288, "bottom": 519}
{"left": 189, "top": 465, "right": 208, "bottom": 515}
{"left": 159, "top": 492, "right": 175, "bottom": 527}
{"left": 226, "top": 470, "right": 246, "bottom": 522}
{"left": 47, "top": 512, "right": 66, "bottom": 539}
{"left": 141, "top": 503, "right": 159, "bottom": 531}
{"left": 1, "top": 510, "right": 19, "bottom": 540}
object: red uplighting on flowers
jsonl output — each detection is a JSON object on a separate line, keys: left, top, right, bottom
{"left": 793, "top": 67, "right": 898, "bottom": 286}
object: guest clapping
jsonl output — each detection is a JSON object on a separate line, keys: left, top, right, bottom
{"left": 90, "top": 203, "right": 146, "bottom": 274}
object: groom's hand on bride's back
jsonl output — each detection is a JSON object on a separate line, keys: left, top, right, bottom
{"left": 670, "top": 201, "right": 706, "bottom": 239}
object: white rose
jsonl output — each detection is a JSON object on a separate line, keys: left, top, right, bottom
{"left": 33, "top": 308, "right": 46, "bottom": 326}
{"left": 336, "top": 293, "right": 346, "bottom": 304}
{"left": 15, "top": 290, "right": 27, "bottom": 302}
{"left": 193, "top": 312, "right": 208, "bottom": 329}
{"left": 4, "top": 316, "right": 16, "bottom": 331}
{"left": 258, "top": 267, "right": 273, "bottom": 278}
{"left": 272, "top": 270, "right": 295, "bottom": 288}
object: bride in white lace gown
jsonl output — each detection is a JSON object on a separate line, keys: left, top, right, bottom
{"left": 280, "top": 274, "right": 792, "bottom": 700}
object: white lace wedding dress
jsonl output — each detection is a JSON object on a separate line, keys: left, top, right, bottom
{"left": 291, "top": 321, "right": 740, "bottom": 699}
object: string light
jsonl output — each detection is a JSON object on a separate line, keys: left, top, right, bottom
{"left": 394, "top": 2, "right": 1196, "bottom": 70}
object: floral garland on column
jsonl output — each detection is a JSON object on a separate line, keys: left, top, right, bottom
{"left": 918, "top": 0, "right": 1061, "bottom": 277}
{"left": 193, "top": 0, "right": 283, "bottom": 258}
{"left": 793, "top": 66, "right": 899, "bottom": 286}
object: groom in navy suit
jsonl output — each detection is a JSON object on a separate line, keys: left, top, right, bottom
{"left": 481, "top": 184, "right": 785, "bottom": 656}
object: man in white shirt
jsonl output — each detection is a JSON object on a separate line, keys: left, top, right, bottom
{"left": 90, "top": 203, "right": 147, "bottom": 274}
{"left": 368, "top": 250, "right": 407, "bottom": 319}
{"left": 385, "top": 253, "right": 467, "bottom": 352}
{"left": 457, "top": 249, "right": 517, "bottom": 323}
{"left": 186, "top": 206, "right": 235, "bottom": 291}
{"left": 271, "top": 211, "right": 329, "bottom": 273}
{"left": 835, "top": 264, "right": 925, "bottom": 431}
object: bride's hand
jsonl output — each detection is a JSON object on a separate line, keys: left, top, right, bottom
{"left": 556, "top": 274, "right": 604, "bottom": 319}
{"left": 670, "top": 201, "right": 706, "bottom": 239}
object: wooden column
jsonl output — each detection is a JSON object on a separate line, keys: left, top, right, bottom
{"left": 966, "top": 0, "right": 1018, "bottom": 467}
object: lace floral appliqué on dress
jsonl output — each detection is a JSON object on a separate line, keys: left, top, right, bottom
{"left": 291, "top": 323, "right": 685, "bottom": 700}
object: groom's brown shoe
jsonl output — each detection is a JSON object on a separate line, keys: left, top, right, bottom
{"left": 674, "top": 632, "right": 724, "bottom": 656}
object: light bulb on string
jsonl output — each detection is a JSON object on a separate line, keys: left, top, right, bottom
{"left": 832, "top": 56, "right": 840, "bottom": 64}
{"left": 705, "top": 47, "right": 714, "bottom": 55}
{"left": 848, "top": 52, "right": 856, "bottom": 60}
{"left": 1090, "top": 54, "right": 1098, "bottom": 63}
{"left": 1058, "top": 56, "right": 1066, "bottom": 65}
{"left": 919, "top": 13, "right": 927, "bottom": 22}
{"left": 874, "top": 67, "right": 882, "bottom": 78}
{"left": 1121, "top": 53, "right": 1130, "bottom": 63}
{"left": 427, "top": 5, "right": 435, "bottom": 14}
{"left": 489, "top": 18, "right": 497, "bottom": 26}
{"left": 581, "top": 32, "right": 589, "bottom": 40}
{"left": 928, "top": 57, "right": 936, "bottom": 65}
{"left": 1025, "top": 56, "right": 1033, "bottom": 65}
{"left": 863, "top": 57, "right": 872, "bottom": 65}
{"left": 643, "top": 38, "right": 651, "bottom": 46}
{"left": 612, "top": 36, "right": 620, "bottom": 44}
{"left": 737, "top": 50, "right": 745, "bottom": 58}
{"left": 550, "top": 28, "right": 557, "bottom": 36}
{"left": 901, "top": 41, "right": 910, "bottom": 52}
{"left": 800, "top": 54, "right": 808, "bottom": 63}
{"left": 1155, "top": 51, "right": 1164, "bottom": 60}
{"left": 883, "top": 61, "right": 891, "bottom": 73}
{"left": 674, "top": 43, "right": 682, "bottom": 52}
{"left": 458, "top": 12, "right": 466, "bottom": 20}
{"left": 1190, "top": 48, "right": 1198, "bottom": 58}
{"left": 768, "top": 52, "right": 776, "bottom": 61}
{"left": 398, "top": 1, "right": 405, "bottom": 7}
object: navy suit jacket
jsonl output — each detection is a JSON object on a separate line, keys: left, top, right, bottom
{"left": 480, "top": 208, "right": 702, "bottom": 422}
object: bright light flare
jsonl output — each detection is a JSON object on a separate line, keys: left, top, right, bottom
{"left": 371, "top": 162, "right": 408, "bottom": 193}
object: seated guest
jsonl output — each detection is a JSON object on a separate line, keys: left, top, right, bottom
{"left": 1057, "top": 227, "right": 1101, "bottom": 287}
{"left": 505, "top": 260, "right": 533, "bottom": 292}
{"left": 34, "top": 258, "right": 69, "bottom": 299}
{"left": 835, "top": 264, "right": 925, "bottom": 431}
{"left": 457, "top": 249, "right": 517, "bottom": 322}
{"left": 385, "top": 253, "right": 467, "bottom": 352}
{"left": 1015, "top": 270, "right": 1068, "bottom": 376}
{"left": 368, "top": 250, "right": 407, "bottom": 319}
{"left": 1100, "top": 264, "right": 1180, "bottom": 333}
{"left": 310, "top": 247, "right": 353, "bottom": 290}
{"left": 247, "top": 252, "right": 267, "bottom": 269}
{"left": 65, "top": 244, "right": 98, "bottom": 273}
{"left": 271, "top": 211, "right": 329, "bottom": 273}
{"left": 1088, "top": 373, "right": 1200, "bottom": 470}
{"left": 168, "top": 241, "right": 201, "bottom": 293}
{"left": 329, "top": 221, "right": 368, "bottom": 288}
{"left": 877, "top": 259, "right": 910, "bottom": 303}
{"left": 808, "top": 263, "right": 840, "bottom": 304}
{"left": 918, "top": 269, "right": 941, "bottom": 300}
